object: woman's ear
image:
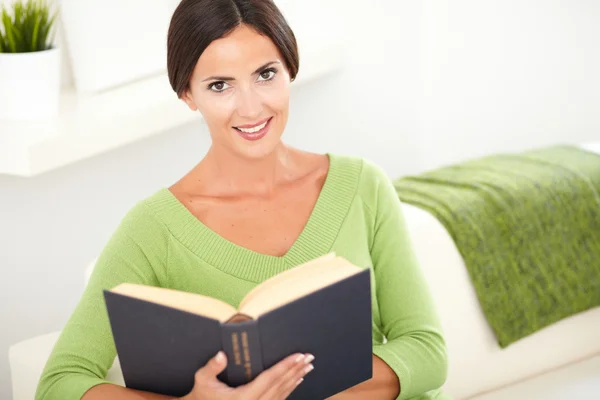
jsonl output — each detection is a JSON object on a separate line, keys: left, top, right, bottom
{"left": 181, "top": 88, "right": 198, "bottom": 111}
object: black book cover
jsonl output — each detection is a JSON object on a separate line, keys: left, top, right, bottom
{"left": 103, "top": 269, "right": 372, "bottom": 399}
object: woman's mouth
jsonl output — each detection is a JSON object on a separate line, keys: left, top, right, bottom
{"left": 233, "top": 117, "right": 272, "bottom": 141}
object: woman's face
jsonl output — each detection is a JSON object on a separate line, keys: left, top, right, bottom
{"left": 182, "top": 24, "right": 292, "bottom": 159}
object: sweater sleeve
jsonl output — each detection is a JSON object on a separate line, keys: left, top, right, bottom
{"left": 35, "top": 202, "right": 170, "bottom": 400}
{"left": 367, "top": 163, "right": 448, "bottom": 400}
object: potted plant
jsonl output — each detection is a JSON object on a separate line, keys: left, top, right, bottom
{"left": 0, "top": 0, "right": 59, "bottom": 120}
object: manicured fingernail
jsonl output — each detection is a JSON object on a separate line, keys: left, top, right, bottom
{"left": 215, "top": 351, "right": 225, "bottom": 363}
{"left": 295, "top": 378, "right": 304, "bottom": 386}
{"left": 295, "top": 354, "right": 305, "bottom": 363}
{"left": 304, "top": 364, "right": 314, "bottom": 374}
{"left": 303, "top": 354, "right": 315, "bottom": 364}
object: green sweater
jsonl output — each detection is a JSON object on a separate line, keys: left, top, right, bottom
{"left": 36, "top": 154, "right": 449, "bottom": 400}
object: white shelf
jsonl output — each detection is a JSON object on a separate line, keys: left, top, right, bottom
{"left": 0, "top": 37, "right": 345, "bottom": 177}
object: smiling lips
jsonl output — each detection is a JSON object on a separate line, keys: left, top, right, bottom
{"left": 234, "top": 117, "right": 272, "bottom": 141}
{"left": 234, "top": 117, "right": 270, "bottom": 132}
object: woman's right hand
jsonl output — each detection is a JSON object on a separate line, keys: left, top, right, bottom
{"left": 181, "top": 351, "right": 315, "bottom": 400}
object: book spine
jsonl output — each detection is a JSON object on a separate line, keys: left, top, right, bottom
{"left": 220, "top": 320, "right": 264, "bottom": 387}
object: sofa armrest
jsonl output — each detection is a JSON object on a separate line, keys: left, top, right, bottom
{"left": 9, "top": 331, "right": 61, "bottom": 400}
{"left": 9, "top": 331, "right": 124, "bottom": 400}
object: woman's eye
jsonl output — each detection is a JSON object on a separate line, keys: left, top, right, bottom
{"left": 258, "top": 69, "right": 277, "bottom": 81}
{"left": 209, "top": 81, "right": 230, "bottom": 92}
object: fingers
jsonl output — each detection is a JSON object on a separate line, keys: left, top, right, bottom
{"left": 194, "top": 351, "right": 228, "bottom": 384}
{"left": 249, "top": 353, "right": 314, "bottom": 400}
{"left": 271, "top": 354, "right": 314, "bottom": 399}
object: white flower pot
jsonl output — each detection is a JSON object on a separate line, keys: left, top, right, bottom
{"left": 0, "top": 47, "right": 61, "bottom": 120}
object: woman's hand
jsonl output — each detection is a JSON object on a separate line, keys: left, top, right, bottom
{"left": 181, "top": 351, "right": 314, "bottom": 400}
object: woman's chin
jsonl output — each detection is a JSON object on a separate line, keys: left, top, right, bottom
{"left": 231, "top": 132, "right": 283, "bottom": 159}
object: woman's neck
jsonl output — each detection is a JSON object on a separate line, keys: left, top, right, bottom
{"left": 195, "top": 142, "right": 300, "bottom": 197}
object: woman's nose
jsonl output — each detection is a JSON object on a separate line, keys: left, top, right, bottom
{"left": 235, "top": 86, "right": 263, "bottom": 119}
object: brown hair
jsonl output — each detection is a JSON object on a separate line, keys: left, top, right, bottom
{"left": 167, "top": 0, "right": 299, "bottom": 98}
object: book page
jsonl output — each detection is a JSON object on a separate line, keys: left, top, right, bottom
{"left": 111, "top": 283, "right": 238, "bottom": 323}
{"left": 239, "top": 257, "right": 363, "bottom": 318}
{"left": 238, "top": 252, "right": 337, "bottom": 311}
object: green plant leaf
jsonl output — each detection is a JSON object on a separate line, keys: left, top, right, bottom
{"left": 2, "top": 9, "right": 17, "bottom": 53}
{"left": 31, "top": 13, "right": 40, "bottom": 51}
{"left": 0, "top": 0, "right": 57, "bottom": 53}
{"left": 11, "top": 24, "right": 25, "bottom": 52}
{"left": 0, "top": 10, "right": 6, "bottom": 52}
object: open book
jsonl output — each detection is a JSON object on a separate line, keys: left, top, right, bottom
{"left": 103, "top": 253, "right": 373, "bottom": 399}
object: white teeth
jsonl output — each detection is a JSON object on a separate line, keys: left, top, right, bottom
{"left": 237, "top": 120, "right": 268, "bottom": 133}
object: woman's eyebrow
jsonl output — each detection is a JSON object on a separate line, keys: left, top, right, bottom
{"left": 201, "top": 61, "right": 281, "bottom": 82}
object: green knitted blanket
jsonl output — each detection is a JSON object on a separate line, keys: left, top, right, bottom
{"left": 394, "top": 145, "right": 600, "bottom": 347}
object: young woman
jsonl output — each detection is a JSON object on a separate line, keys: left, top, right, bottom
{"left": 36, "top": 1, "right": 449, "bottom": 399}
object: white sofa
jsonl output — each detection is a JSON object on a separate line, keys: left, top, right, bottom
{"left": 402, "top": 202, "right": 600, "bottom": 400}
{"left": 9, "top": 144, "right": 600, "bottom": 400}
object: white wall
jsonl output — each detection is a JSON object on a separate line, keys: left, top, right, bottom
{"left": 420, "top": 0, "right": 600, "bottom": 169}
{"left": 1, "top": 1, "right": 600, "bottom": 399}
{"left": 281, "top": 0, "right": 424, "bottom": 176}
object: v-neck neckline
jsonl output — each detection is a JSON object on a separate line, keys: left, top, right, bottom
{"left": 148, "top": 153, "right": 362, "bottom": 282}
